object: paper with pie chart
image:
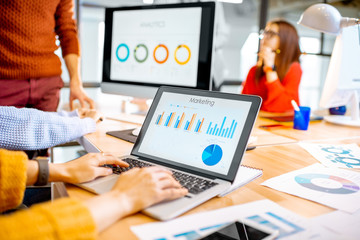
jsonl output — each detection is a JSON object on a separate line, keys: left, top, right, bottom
{"left": 261, "top": 163, "right": 360, "bottom": 213}
{"left": 299, "top": 143, "right": 360, "bottom": 169}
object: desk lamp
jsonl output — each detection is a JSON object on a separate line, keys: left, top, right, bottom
{"left": 298, "top": 3, "right": 360, "bottom": 127}
{"left": 298, "top": 3, "right": 359, "bottom": 35}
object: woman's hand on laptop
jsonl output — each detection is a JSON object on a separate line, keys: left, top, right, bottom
{"left": 111, "top": 167, "right": 188, "bottom": 214}
{"left": 48, "top": 153, "right": 129, "bottom": 184}
{"left": 83, "top": 166, "right": 188, "bottom": 231}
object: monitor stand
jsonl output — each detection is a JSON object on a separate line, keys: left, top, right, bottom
{"left": 106, "top": 98, "right": 150, "bottom": 142}
{"left": 106, "top": 128, "right": 139, "bottom": 143}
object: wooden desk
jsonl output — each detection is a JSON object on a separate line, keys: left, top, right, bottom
{"left": 258, "top": 117, "right": 360, "bottom": 141}
{"left": 71, "top": 116, "right": 360, "bottom": 239}
{"left": 252, "top": 117, "right": 296, "bottom": 146}
{"left": 79, "top": 118, "right": 138, "bottom": 154}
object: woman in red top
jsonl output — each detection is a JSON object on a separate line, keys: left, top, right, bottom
{"left": 242, "top": 19, "right": 302, "bottom": 113}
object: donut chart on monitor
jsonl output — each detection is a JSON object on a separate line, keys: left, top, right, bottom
{"left": 116, "top": 43, "right": 130, "bottom": 62}
{"left": 174, "top": 44, "right": 191, "bottom": 65}
{"left": 134, "top": 44, "right": 149, "bottom": 63}
{"left": 102, "top": 2, "right": 216, "bottom": 98}
{"left": 295, "top": 173, "right": 359, "bottom": 194}
{"left": 153, "top": 44, "right": 169, "bottom": 64}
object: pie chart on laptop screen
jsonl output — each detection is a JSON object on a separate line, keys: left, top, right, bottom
{"left": 202, "top": 144, "right": 223, "bottom": 166}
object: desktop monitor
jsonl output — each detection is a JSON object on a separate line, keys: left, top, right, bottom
{"left": 319, "top": 25, "right": 360, "bottom": 127}
{"left": 101, "top": 2, "right": 216, "bottom": 99}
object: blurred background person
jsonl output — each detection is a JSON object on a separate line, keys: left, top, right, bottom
{"left": 241, "top": 19, "right": 302, "bottom": 113}
{"left": 0, "top": 0, "right": 94, "bottom": 112}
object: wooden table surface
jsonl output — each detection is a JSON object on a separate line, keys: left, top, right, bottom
{"left": 258, "top": 117, "right": 360, "bottom": 142}
{"left": 70, "top": 114, "right": 360, "bottom": 239}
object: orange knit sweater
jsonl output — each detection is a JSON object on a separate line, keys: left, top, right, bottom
{"left": 0, "top": 149, "right": 97, "bottom": 239}
{"left": 0, "top": 0, "right": 80, "bottom": 79}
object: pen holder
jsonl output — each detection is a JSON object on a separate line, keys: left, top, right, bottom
{"left": 293, "top": 106, "right": 311, "bottom": 131}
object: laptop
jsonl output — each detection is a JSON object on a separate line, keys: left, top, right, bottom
{"left": 78, "top": 86, "right": 262, "bottom": 220}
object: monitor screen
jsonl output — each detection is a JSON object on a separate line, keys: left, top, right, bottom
{"left": 102, "top": 2, "right": 215, "bottom": 99}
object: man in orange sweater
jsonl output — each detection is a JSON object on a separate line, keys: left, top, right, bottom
{"left": 0, "top": 0, "right": 94, "bottom": 111}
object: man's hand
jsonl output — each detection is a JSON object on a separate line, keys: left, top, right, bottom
{"left": 63, "top": 54, "right": 95, "bottom": 110}
{"left": 78, "top": 108, "right": 104, "bottom": 123}
{"left": 49, "top": 153, "right": 128, "bottom": 184}
{"left": 69, "top": 79, "right": 95, "bottom": 110}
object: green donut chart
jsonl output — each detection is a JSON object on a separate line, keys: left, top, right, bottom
{"left": 134, "top": 44, "right": 149, "bottom": 63}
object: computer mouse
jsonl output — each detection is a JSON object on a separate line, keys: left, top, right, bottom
{"left": 132, "top": 127, "right": 141, "bottom": 136}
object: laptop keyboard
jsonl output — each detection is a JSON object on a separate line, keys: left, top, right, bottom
{"left": 102, "top": 158, "right": 218, "bottom": 194}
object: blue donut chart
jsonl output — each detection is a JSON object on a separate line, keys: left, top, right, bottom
{"left": 321, "top": 147, "right": 350, "bottom": 155}
{"left": 334, "top": 156, "right": 360, "bottom": 166}
{"left": 202, "top": 144, "right": 223, "bottom": 166}
{"left": 295, "top": 173, "right": 359, "bottom": 194}
{"left": 116, "top": 43, "right": 130, "bottom": 62}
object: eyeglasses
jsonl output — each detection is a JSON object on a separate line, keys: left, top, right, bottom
{"left": 259, "top": 29, "right": 279, "bottom": 39}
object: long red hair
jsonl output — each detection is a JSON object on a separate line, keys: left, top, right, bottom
{"left": 256, "top": 19, "right": 301, "bottom": 81}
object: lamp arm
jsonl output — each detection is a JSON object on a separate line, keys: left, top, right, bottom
{"left": 340, "top": 17, "right": 360, "bottom": 29}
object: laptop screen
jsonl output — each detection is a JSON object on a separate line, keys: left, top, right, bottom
{"left": 132, "top": 88, "right": 260, "bottom": 181}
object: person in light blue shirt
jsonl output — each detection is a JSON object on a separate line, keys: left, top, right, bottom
{"left": 0, "top": 106, "right": 99, "bottom": 150}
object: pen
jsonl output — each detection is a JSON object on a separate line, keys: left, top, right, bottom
{"left": 291, "top": 100, "right": 300, "bottom": 112}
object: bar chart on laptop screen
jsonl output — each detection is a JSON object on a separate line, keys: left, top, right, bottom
{"left": 154, "top": 109, "right": 238, "bottom": 139}
{"left": 139, "top": 92, "right": 251, "bottom": 175}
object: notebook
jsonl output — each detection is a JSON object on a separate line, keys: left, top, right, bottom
{"left": 218, "top": 165, "right": 263, "bottom": 197}
{"left": 77, "top": 86, "right": 262, "bottom": 220}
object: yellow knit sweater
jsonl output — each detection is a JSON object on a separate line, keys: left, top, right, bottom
{"left": 0, "top": 149, "right": 97, "bottom": 239}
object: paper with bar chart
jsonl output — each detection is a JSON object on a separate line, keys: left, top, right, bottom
{"left": 139, "top": 92, "right": 252, "bottom": 175}
{"left": 131, "top": 199, "right": 337, "bottom": 240}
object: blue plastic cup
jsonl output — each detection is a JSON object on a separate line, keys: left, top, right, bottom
{"left": 293, "top": 106, "right": 311, "bottom": 130}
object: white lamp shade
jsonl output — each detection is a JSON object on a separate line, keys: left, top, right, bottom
{"left": 298, "top": 3, "right": 342, "bottom": 35}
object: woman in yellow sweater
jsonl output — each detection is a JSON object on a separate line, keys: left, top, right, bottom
{"left": 0, "top": 149, "right": 187, "bottom": 239}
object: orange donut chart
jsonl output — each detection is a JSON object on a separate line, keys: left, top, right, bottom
{"left": 153, "top": 44, "right": 169, "bottom": 64}
{"left": 174, "top": 44, "right": 191, "bottom": 65}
